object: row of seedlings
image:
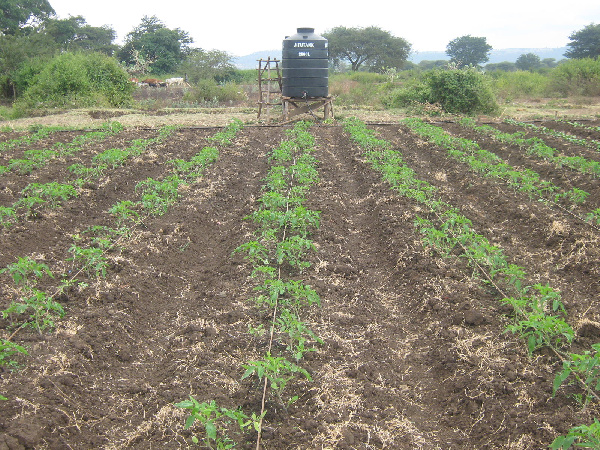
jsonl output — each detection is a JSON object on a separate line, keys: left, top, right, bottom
{"left": 0, "top": 124, "right": 153, "bottom": 387}
{"left": 402, "top": 118, "right": 599, "bottom": 225}
{"left": 460, "top": 118, "right": 600, "bottom": 178}
{"left": 73, "top": 119, "right": 245, "bottom": 291}
{"left": 0, "top": 122, "right": 242, "bottom": 402}
{"left": 0, "top": 124, "right": 176, "bottom": 228}
{"left": 505, "top": 119, "right": 600, "bottom": 152}
{"left": 0, "top": 122, "right": 124, "bottom": 175}
{"left": 67, "top": 120, "right": 244, "bottom": 306}
{"left": 0, "top": 124, "right": 69, "bottom": 152}
{"left": 176, "top": 121, "right": 323, "bottom": 449}
{"left": 459, "top": 118, "right": 600, "bottom": 227}
{"left": 561, "top": 120, "right": 600, "bottom": 135}
{"left": 342, "top": 117, "right": 600, "bottom": 448}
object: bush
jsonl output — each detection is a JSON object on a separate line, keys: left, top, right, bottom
{"left": 548, "top": 58, "right": 600, "bottom": 97}
{"left": 182, "top": 80, "right": 245, "bottom": 104}
{"left": 382, "top": 73, "right": 430, "bottom": 109}
{"left": 490, "top": 71, "right": 550, "bottom": 101}
{"left": 329, "top": 73, "right": 390, "bottom": 108}
{"left": 16, "top": 52, "right": 134, "bottom": 110}
{"left": 423, "top": 67, "right": 498, "bottom": 114}
{"left": 383, "top": 67, "right": 498, "bottom": 115}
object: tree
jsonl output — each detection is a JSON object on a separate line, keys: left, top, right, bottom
{"left": 17, "top": 52, "right": 134, "bottom": 109}
{"left": 446, "top": 35, "right": 492, "bottom": 68}
{"left": 565, "top": 23, "right": 600, "bottom": 59}
{"left": 117, "top": 15, "right": 192, "bottom": 74}
{"left": 324, "top": 26, "right": 411, "bottom": 72}
{"left": 0, "top": 0, "right": 54, "bottom": 35}
{"left": 178, "top": 48, "right": 236, "bottom": 83}
{"left": 485, "top": 61, "right": 516, "bottom": 72}
{"left": 42, "top": 16, "right": 117, "bottom": 55}
{"left": 418, "top": 60, "right": 448, "bottom": 70}
{"left": 0, "top": 29, "right": 56, "bottom": 99}
{"left": 541, "top": 58, "right": 558, "bottom": 69}
{"left": 515, "top": 53, "right": 541, "bottom": 71}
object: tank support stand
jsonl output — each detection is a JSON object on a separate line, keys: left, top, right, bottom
{"left": 281, "top": 96, "right": 334, "bottom": 121}
{"left": 257, "top": 58, "right": 282, "bottom": 122}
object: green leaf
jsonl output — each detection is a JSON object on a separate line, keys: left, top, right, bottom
{"left": 175, "top": 400, "right": 194, "bottom": 409}
{"left": 205, "top": 421, "right": 217, "bottom": 440}
{"left": 553, "top": 367, "right": 571, "bottom": 395}
{"left": 184, "top": 414, "right": 197, "bottom": 430}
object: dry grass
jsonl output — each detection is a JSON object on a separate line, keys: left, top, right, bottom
{"left": 2, "top": 95, "right": 600, "bottom": 131}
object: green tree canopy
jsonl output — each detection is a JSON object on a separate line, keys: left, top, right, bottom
{"left": 446, "top": 35, "right": 492, "bottom": 68}
{"left": 418, "top": 60, "right": 448, "bottom": 70}
{"left": 178, "top": 48, "right": 236, "bottom": 84}
{"left": 515, "top": 53, "right": 541, "bottom": 71}
{"left": 565, "top": 23, "right": 600, "bottom": 59}
{"left": 42, "top": 16, "right": 116, "bottom": 55}
{"left": 117, "top": 15, "right": 193, "bottom": 74}
{"left": 17, "top": 51, "right": 134, "bottom": 109}
{"left": 541, "top": 58, "right": 558, "bottom": 69}
{"left": 324, "top": 26, "right": 411, "bottom": 72}
{"left": 0, "top": 31, "right": 55, "bottom": 98}
{"left": 0, "top": 0, "right": 54, "bottom": 35}
{"left": 485, "top": 61, "right": 517, "bottom": 72}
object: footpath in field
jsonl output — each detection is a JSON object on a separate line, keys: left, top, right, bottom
{"left": 0, "top": 122, "right": 598, "bottom": 448}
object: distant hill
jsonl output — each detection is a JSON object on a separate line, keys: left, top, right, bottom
{"left": 409, "top": 47, "right": 568, "bottom": 64}
{"left": 234, "top": 50, "right": 281, "bottom": 70}
{"left": 233, "top": 47, "right": 568, "bottom": 69}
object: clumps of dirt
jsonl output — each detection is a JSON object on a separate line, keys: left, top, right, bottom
{"left": 87, "top": 110, "right": 126, "bottom": 120}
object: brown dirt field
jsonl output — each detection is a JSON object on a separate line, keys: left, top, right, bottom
{"left": 0, "top": 116, "right": 599, "bottom": 449}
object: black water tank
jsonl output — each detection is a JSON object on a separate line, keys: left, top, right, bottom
{"left": 282, "top": 27, "right": 328, "bottom": 98}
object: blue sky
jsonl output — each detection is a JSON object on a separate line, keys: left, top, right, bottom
{"left": 48, "top": 0, "right": 600, "bottom": 56}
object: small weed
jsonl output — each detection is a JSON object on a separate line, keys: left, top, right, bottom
{"left": 242, "top": 352, "right": 311, "bottom": 407}
{"left": 175, "top": 397, "right": 260, "bottom": 448}
{"left": 0, "top": 256, "right": 52, "bottom": 288}
{"left": 2, "top": 289, "right": 64, "bottom": 332}
{"left": 0, "top": 206, "right": 17, "bottom": 228}
{"left": 0, "top": 339, "right": 28, "bottom": 370}
{"left": 550, "top": 418, "right": 600, "bottom": 449}
{"left": 68, "top": 244, "right": 108, "bottom": 278}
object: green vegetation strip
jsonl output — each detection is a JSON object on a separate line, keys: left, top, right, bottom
{"left": 0, "top": 124, "right": 175, "bottom": 229}
{"left": 403, "top": 118, "right": 600, "bottom": 228}
{"left": 563, "top": 120, "right": 600, "bottom": 135}
{"left": 0, "top": 120, "right": 243, "bottom": 404}
{"left": 0, "top": 124, "right": 66, "bottom": 152}
{"left": 461, "top": 117, "right": 600, "bottom": 177}
{"left": 1, "top": 122, "right": 124, "bottom": 175}
{"left": 505, "top": 118, "right": 600, "bottom": 152}
{"left": 177, "top": 121, "right": 322, "bottom": 448}
{"left": 343, "top": 117, "right": 600, "bottom": 448}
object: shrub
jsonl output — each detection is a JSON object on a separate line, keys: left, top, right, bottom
{"left": 382, "top": 76, "right": 430, "bottom": 109}
{"left": 548, "top": 58, "right": 600, "bottom": 97}
{"left": 182, "top": 80, "right": 245, "bottom": 104}
{"left": 383, "top": 67, "right": 498, "bottom": 115}
{"left": 16, "top": 52, "right": 134, "bottom": 110}
{"left": 491, "top": 71, "right": 550, "bottom": 101}
{"left": 329, "top": 73, "right": 390, "bottom": 108}
{"left": 422, "top": 67, "right": 499, "bottom": 115}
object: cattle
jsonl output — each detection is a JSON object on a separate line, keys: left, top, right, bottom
{"left": 141, "top": 78, "right": 163, "bottom": 87}
{"left": 165, "top": 77, "right": 191, "bottom": 87}
{"left": 165, "top": 77, "right": 184, "bottom": 86}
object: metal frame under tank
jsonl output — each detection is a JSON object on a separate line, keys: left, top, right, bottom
{"left": 256, "top": 27, "right": 334, "bottom": 122}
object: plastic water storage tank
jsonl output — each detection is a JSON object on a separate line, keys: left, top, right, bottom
{"left": 282, "top": 28, "right": 328, "bottom": 98}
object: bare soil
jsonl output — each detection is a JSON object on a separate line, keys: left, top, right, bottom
{"left": 0, "top": 116, "right": 599, "bottom": 449}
